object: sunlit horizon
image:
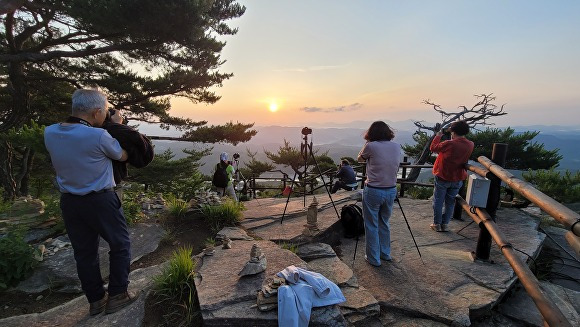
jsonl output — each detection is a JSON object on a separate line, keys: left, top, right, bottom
{"left": 168, "top": 1, "right": 579, "bottom": 128}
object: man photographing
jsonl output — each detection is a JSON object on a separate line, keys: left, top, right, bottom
{"left": 331, "top": 159, "right": 358, "bottom": 194}
{"left": 44, "top": 88, "right": 139, "bottom": 316}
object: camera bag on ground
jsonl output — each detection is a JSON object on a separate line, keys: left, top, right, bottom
{"left": 212, "top": 162, "right": 229, "bottom": 188}
{"left": 341, "top": 203, "right": 364, "bottom": 238}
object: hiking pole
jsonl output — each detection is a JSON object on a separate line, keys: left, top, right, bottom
{"left": 394, "top": 197, "right": 424, "bottom": 264}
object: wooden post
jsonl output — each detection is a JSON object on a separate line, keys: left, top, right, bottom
{"left": 400, "top": 156, "right": 408, "bottom": 197}
{"left": 474, "top": 143, "right": 508, "bottom": 261}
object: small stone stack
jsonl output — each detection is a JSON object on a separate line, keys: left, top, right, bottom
{"left": 303, "top": 196, "right": 320, "bottom": 236}
{"left": 257, "top": 276, "right": 286, "bottom": 312}
{"left": 34, "top": 235, "right": 72, "bottom": 262}
{"left": 187, "top": 189, "right": 222, "bottom": 209}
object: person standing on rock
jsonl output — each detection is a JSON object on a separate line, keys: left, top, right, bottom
{"left": 213, "top": 152, "right": 238, "bottom": 201}
{"left": 44, "top": 88, "right": 139, "bottom": 316}
{"left": 429, "top": 120, "right": 474, "bottom": 232}
{"left": 357, "top": 121, "right": 401, "bottom": 267}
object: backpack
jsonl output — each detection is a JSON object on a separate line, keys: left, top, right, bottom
{"left": 212, "top": 163, "right": 229, "bottom": 188}
{"left": 340, "top": 204, "right": 364, "bottom": 238}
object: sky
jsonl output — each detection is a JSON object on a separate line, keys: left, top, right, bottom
{"left": 169, "top": 0, "right": 580, "bottom": 128}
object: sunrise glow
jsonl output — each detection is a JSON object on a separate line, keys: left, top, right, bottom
{"left": 269, "top": 102, "right": 279, "bottom": 112}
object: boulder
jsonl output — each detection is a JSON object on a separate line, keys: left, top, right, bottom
{"left": 13, "top": 223, "right": 165, "bottom": 294}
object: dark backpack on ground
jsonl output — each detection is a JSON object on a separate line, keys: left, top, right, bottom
{"left": 212, "top": 163, "right": 228, "bottom": 188}
{"left": 341, "top": 204, "right": 364, "bottom": 238}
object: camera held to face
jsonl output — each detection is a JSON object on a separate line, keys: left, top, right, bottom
{"left": 106, "top": 108, "right": 128, "bottom": 125}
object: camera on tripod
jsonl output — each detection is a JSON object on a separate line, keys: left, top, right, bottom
{"left": 233, "top": 153, "right": 240, "bottom": 160}
{"left": 301, "top": 127, "right": 312, "bottom": 136}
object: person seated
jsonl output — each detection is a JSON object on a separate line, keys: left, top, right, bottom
{"left": 331, "top": 160, "right": 358, "bottom": 193}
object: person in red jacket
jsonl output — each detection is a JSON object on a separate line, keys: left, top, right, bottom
{"left": 429, "top": 120, "right": 474, "bottom": 232}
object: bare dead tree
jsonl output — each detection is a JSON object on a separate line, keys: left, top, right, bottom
{"left": 405, "top": 93, "right": 507, "bottom": 182}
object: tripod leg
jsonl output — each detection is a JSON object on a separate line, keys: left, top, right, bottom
{"left": 395, "top": 197, "right": 424, "bottom": 264}
{"left": 309, "top": 147, "right": 340, "bottom": 220}
{"left": 281, "top": 171, "right": 298, "bottom": 224}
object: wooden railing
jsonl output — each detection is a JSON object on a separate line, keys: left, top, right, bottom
{"left": 459, "top": 146, "right": 576, "bottom": 326}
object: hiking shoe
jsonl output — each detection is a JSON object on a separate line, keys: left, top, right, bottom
{"left": 430, "top": 223, "right": 442, "bottom": 232}
{"left": 89, "top": 292, "right": 108, "bottom": 316}
{"left": 364, "top": 255, "right": 381, "bottom": 267}
{"left": 105, "top": 290, "right": 140, "bottom": 314}
{"left": 380, "top": 255, "right": 393, "bottom": 262}
{"left": 441, "top": 224, "right": 450, "bottom": 232}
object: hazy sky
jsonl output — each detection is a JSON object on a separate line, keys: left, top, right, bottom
{"left": 170, "top": 1, "right": 580, "bottom": 127}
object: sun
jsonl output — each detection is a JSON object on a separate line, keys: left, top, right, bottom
{"left": 268, "top": 102, "right": 279, "bottom": 112}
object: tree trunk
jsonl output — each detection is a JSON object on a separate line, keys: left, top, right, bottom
{"left": 1, "top": 62, "right": 29, "bottom": 132}
{"left": 405, "top": 133, "right": 436, "bottom": 182}
{"left": 17, "top": 148, "right": 34, "bottom": 196}
{"left": 0, "top": 141, "right": 18, "bottom": 200}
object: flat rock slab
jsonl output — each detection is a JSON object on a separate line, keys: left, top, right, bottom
{"left": 499, "top": 281, "right": 580, "bottom": 326}
{"left": 297, "top": 242, "right": 337, "bottom": 261}
{"left": 339, "top": 198, "right": 546, "bottom": 326}
{"left": 0, "top": 263, "right": 165, "bottom": 327}
{"left": 14, "top": 223, "right": 165, "bottom": 294}
{"left": 241, "top": 193, "right": 351, "bottom": 230}
{"left": 242, "top": 201, "right": 346, "bottom": 243}
{"left": 196, "top": 239, "right": 308, "bottom": 324}
{"left": 216, "top": 226, "right": 254, "bottom": 241}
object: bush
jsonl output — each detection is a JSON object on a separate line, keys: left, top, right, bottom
{"left": 153, "top": 247, "right": 198, "bottom": 326}
{"left": 200, "top": 199, "right": 245, "bottom": 232}
{"left": 0, "top": 229, "right": 38, "bottom": 290}
{"left": 166, "top": 196, "right": 189, "bottom": 219}
{"left": 522, "top": 169, "right": 580, "bottom": 203}
{"left": 122, "top": 191, "right": 145, "bottom": 225}
{"left": 406, "top": 186, "right": 433, "bottom": 200}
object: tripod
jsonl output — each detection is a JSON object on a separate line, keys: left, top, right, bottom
{"left": 280, "top": 128, "right": 340, "bottom": 223}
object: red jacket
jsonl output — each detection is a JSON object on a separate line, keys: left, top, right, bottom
{"left": 430, "top": 135, "right": 474, "bottom": 182}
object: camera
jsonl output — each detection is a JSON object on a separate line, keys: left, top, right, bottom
{"left": 301, "top": 127, "right": 312, "bottom": 135}
{"left": 106, "top": 108, "right": 128, "bottom": 125}
{"left": 233, "top": 153, "right": 240, "bottom": 160}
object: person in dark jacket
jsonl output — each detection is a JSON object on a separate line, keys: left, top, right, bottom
{"left": 101, "top": 110, "right": 154, "bottom": 185}
{"left": 331, "top": 160, "right": 358, "bottom": 193}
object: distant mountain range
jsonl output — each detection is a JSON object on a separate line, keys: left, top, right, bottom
{"left": 142, "top": 122, "right": 580, "bottom": 175}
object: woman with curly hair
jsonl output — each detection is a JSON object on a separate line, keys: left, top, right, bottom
{"left": 357, "top": 121, "right": 401, "bottom": 267}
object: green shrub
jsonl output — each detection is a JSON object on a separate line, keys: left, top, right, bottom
{"left": 121, "top": 191, "right": 145, "bottom": 225}
{"left": 200, "top": 199, "right": 245, "bottom": 232}
{"left": 406, "top": 186, "right": 433, "bottom": 200}
{"left": 522, "top": 169, "right": 580, "bottom": 203}
{"left": 153, "top": 247, "right": 198, "bottom": 326}
{"left": 166, "top": 196, "right": 189, "bottom": 219}
{"left": 0, "top": 229, "right": 38, "bottom": 290}
{"left": 279, "top": 242, "right": 298, "bottom": 253}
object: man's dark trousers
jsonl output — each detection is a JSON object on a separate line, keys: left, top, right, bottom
{"left": 60, "top": 191, "right": 131, "bottom": 303}
{"left": 331, "top": 180, "right": 354, "bottom": 194}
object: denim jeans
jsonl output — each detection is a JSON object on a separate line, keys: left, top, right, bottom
{"left": 362, "top": 186, "right": 397, "bottom": 266}
{"left": 432, "top": 176, "right": 463, "bottom": 225}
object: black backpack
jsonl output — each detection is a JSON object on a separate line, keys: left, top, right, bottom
{"left": 212, "top": 163, "right": 229, "bottom": 188}
{"left": 340, "top": 204, "right": 364, "bottom": 238}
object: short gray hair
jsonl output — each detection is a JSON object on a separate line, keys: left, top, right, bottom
{"left": 71, "top": 88, "right": 108, "bottom": 114}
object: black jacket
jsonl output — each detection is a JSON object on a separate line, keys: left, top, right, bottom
{"left": 102, "top": 122, "right": 154, "bottom": 183}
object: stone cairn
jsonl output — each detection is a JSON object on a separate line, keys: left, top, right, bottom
{"left": 256, "top": 276, "right": 286, "bottom": 312}
{"left": 137, "top": 193, "right": 167, "bottom": 211}
{"left": 187, "top": 189, "right": 222, "bottom": 209}
{"left": 238, "top": 243, "right": 267, "bottom": 276}
{"left": 34, "top": 236, "right": 72, "bottom": 262}
{"left": 302, "top": 196, "right": 320, "bottom": 236}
